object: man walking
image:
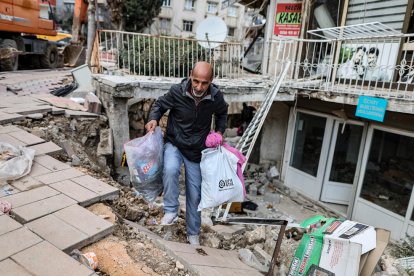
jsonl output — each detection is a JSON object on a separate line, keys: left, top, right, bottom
{"left": 145, "top": 61, "right": 228, "bottom": 245}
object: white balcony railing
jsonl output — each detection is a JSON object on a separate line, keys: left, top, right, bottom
{"left": 264, "top": 34, "right": 414, "bottom": 100}
{"left": 94, "top": 30, "right": 244, "bottom": 79}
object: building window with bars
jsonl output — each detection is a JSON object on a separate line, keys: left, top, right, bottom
{"left": 184, "top": 0, "right": 195, "bottom": 10}
{"left": 183, "top": 20, "right": 194, "bottom": 32}
{"left": 162, "top": 0, "right": 171, "bottom": 7}
{"left": 207, "top": 2, "right": 218, "bottom": 14}
{"left": 227, "top": 6, "right": 237, "bottom": 17}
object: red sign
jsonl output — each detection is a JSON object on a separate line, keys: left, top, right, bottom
{"left": 274, "top": 3, "right": 302, "bottom": 37}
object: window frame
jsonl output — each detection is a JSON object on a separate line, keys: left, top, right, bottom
{"left": 162, "top": 0, "right": 171, "bottom": 7}
{"left": 184, "top": 0, "right": 195, "bottom": 11}
{"left": 207, "top": 2, "right": 218, "bottom": 14}
{"left": 183, "top": 20, "right": 194, "bottom": 32}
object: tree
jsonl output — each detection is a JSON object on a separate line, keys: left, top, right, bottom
{"left": 123, "top": 0, "right": 163, "bottom": 32}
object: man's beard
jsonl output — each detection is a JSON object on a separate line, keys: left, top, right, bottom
{"left": 192, "top": 88, "right": 206, "bottom": 97}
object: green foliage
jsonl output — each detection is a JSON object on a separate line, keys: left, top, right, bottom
{"left": 339, "top": 46, "right": 354, "bottom": 64}
{"left": 123, "top": 0, "right": 163, "bottom": 32}
{"left": 120, "top": 36, "right": 212, "bottom": 77}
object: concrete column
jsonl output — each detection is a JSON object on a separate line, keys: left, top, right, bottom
{"left": 108, "top": 97, "right": 130, "bottom": 168}
{"left": 261, "top": 0, "right": 277, "bottom": 75}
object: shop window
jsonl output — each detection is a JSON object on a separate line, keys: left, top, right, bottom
{"left": 360, "top": 129, "right": 414, "bottom": 217}
{"left": 290, "top": 112, "right": 326, "bottom": 177}
{"left": 183, "top": 20, "right": 194, "bottom": 32}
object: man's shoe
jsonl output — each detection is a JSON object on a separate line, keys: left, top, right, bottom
{"left": 187, "top": 235, "right": 200, "bottom": 246}
{"left": 160, "top": 212, "right": 178, "bottom": 225}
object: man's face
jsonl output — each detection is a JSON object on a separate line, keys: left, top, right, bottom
{"left": 367, "top": 53, "right": 377, "bottom": 69}
{"left": 190, "top": 71, "right": 212, "bottom": 97}
{"left": 353, "top": 49, "right": 364, "bottom": 64}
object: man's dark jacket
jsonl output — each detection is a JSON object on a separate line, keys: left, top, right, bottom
{"left": 148, "top": 78, "right": 228, "bottom": 163}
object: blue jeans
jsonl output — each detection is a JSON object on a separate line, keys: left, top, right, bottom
{"left": 163, "top": 142, "right": 201, "bottom": 236}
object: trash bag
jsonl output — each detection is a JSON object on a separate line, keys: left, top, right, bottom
{"left": 198, "top": 146, "right": 245, "bottom": 211}
{"left": 0, "top": 142, "right": 35, "bottom": 182}
{"left": 124, "top": 127, "right": 164, "bottom": 203}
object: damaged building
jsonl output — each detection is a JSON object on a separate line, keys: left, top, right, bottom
{"left": 93, "top": 0, "right": 414, "bottom": 241}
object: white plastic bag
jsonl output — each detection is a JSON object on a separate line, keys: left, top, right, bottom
{"left": 124, "top": 127, "right": 164, "bottom": 203}
{"left": 0, "top": 142, "right": 35, "bottom": 182}
{"left": 198, "top": 146, "right": 244, "bottom": 211}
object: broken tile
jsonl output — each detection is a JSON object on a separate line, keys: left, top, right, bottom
{"left": 28, "top": 141, "right": 62, "bottom": 156}
{"left": 0, "top": 227, "right": 42, "bottom": 261}
{"left": 11, "top": 194, "right": 77, "bottom": 223}
{"left": 11, "top": 241, "right": 93, "bottom": 276}
{"left": 35, "top": 168, "right": 84, "bottom": 185}
{"left": 50, "top": 180, "right": 100, "bottom": 206}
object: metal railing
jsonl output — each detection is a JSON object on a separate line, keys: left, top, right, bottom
{"left": 95, "top": 30, "right": 244, "bottom": 79}
{"left": 264, "top": 34, "right": 414, "bottom": 100}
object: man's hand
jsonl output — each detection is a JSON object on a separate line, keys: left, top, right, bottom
{"left": 216, "top": 131, "right": 224, "bottom": 145}
{"left": 145, "top": 120, "right": 158, "bottom": 133}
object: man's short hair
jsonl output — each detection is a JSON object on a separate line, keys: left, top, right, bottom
{"left": 368, "top": 47, "right": 380, "bottom": 56}
{"left": 356, "top": 46, "right": 366, "bottom": 53}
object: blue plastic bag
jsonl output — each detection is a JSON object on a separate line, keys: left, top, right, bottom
{"left": 124, "top": 127, "right": 163, "bottom": 203}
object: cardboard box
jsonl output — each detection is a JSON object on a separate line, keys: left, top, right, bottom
{"left": 319, "top": 220, "right": 385, "bottom": 276}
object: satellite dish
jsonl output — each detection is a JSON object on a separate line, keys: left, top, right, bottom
{"left": 196, "top": 17, "right": 228, "bottom": 49}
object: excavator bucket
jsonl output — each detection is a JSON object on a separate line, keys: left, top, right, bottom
{"left": 62, "top": 45, "right": 86, "bottom": 67}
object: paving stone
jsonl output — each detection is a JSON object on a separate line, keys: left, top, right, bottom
{"left": 50, "top": 180, "right": 100, "bottom": 206}
{"left": 28, "top": 141, "right": 62, "bottom": 156}
{"left": 1, "top": 105, "right": 52, "bottom": 115}
{"left": 0, "top": 112, "right": 24, "bottom": 124}
{"left": 29, "top": 162, "right": 52, "bottom": 177}
{"left": 71, "top": 175, "right": 119, "bottom": 200}
{"left": 191, "top": 265, "right": 263, "bottom": 276}
{"left": 25, "top": 214, "right": 88, "bottom": 253}
{"left": 54, "top": 204, "right": 115, "bottom": 238}
{"left": 11, "top": 241, "right": 94, "bottom": 276}
{"left": 0, "top": 186, "right": 59, "bottom": 208}
{"left": 35, "top": 168, "right": 84, "bottom": 185}
{"left": 0, "top": 133, "right": 26, "bottom": 146}
{"left": 0, "top": 215, "right": 22, "bottom": 235}
{"left": 11, "top": 175, "right": 44, "bottom": 191}
{"left": 12, "top": 194, "right": 76, "bottom": 223}
{"left": 35, "top": 155, "right": 70, "bottom": 172}
{"left": 0, "top": 184, "right": 20, "bottom": 196}
{"left": 51, "top": 107, "right": 65, "bottom": 115}
{"left": 65, "top": 110, "right": 99, "bottom": 118}
{"left": 0, "top": 259, "right": 32, "bottom": 276}
{"left": 0, "top": 125, "right": 21, "bottom": 134}
{"left": 8, "top": 131, "right": 45, "bottom": 146}
{"left": 0, "top": 227, "right": 42, "bottom": 261}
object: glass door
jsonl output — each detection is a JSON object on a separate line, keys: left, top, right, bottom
{"left": 321, "top": 121, "right": 364, "bottom": 205}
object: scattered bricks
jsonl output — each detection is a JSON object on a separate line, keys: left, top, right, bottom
{"left": 211, "top": 224, "right": 245, "bottom": 240}
{"left": 60, "top": 140, "right": 76, "bottom": 157}
{"left": 0, "top": 215, "right": 22, "bottom": 236}
{"left": 11, "top": 241, "right": 93, "bottom": 276}
{"left": 11, "top": 194, "right": 77, "bottom": 223}
{"left": 29, "top": 141, "right": 62, "bottom": 156}
{"left": 35, "top": 168, "right": 85, "bottom": 185}
{"left": 84, "top": 93, "right": 102, "bottom": 114}
{"left": 97, "top": 129, "right": 113, "bottom": 156}
{"left": 34, "top": 155, "right": 70, "bottom": 172}
{"left": 264, "top": 192, "right": 281, "bottom": 204}
{"left": 0, "top": 259, "right": 32, "bottom": 276}
{"left": 11, "top": 176, "right": 44, "bottom": 191}
{"left": 8, "top": 131, "right": 45, "bottom": 146}
{"left": 50, "top": 180, "right": 100, "bottom": 206}
{"left": 25, "top": 214, "right": 88, "bottom": 253}
{"left": 0, "top": 186, "right": 59, "bottom": 208}
{"left": 71, "top": 175, "right": 119, "bottom": 200}
{"left": 54, "top": 204, "right": 115, "bottom": 241}
{"left": 0, "top": 227, "right": 42, "bottom": 261}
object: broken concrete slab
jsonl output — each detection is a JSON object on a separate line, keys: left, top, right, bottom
{"left": 10, "top": 175, "right": 44, "bottom": 191}
{"left": 8, "top": 131, "right": 45, "bottom": 146}
{"left": 25, "top": 214, "right": 89, "bottom": 253}
{"left": 54, "top": 204, "right": 115, "bottom": 238}
{"left": 71, "top": 175, "right": 119, "bottom": 200}
{"left": 65, "top": 110, "right": 100, "bottom": 118}
{"left": 0, "top": 105, "right": 52, "bottom": 115}
{"left": 97, "top": 129, "right": 113, "bottom": 156}
{"left": 0, "top": 186, "right": 59, "bottom": 208}
{"left": 11, "top": 241, "right": 95, "bottom": 276}
{"left": 0, "top": 215, "right": 22, "bottom": 236}
{"left": 11, "top": 193, "right": 77, "bottom": 223}
{"left": 0, "top": 259, "right": 32, "bottom": 276}
{"left": 37, "top": 96, "right": 87, "bottom": 111}
{"left": 0, "top": 125, "right": 21, "bottom": 134}
{"left": 210, "top": 224, "right": 246, "bottom": 240}
{"left": 84, "top": 93, "right": 101, "bottom": 114}
{"left": 60, "top": 140, "right": 76, "bottom": 157}
{"left": 35, "top": 168, "right": 84, "bottom": 185}
{"left": 0, "top": 227, "right": 42, "bottom": 261}
{"left": 0, "top": 112, "right": 25, "bottom": 124}
{"left": 29, "top": 141, "right": 62, "bottom": 156}
{"left": 0, "top": 133, "right": 26, "bottom": 146}
{"left": 50, "top": 180, "right": 100, "bottom": 206}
